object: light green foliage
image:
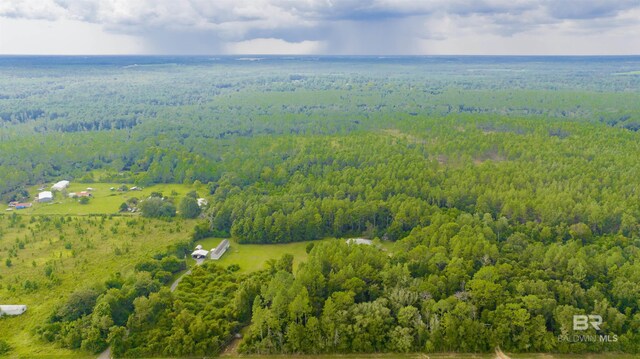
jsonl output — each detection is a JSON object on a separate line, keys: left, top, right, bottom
{"left": 240, "top": 222, "right": 640, "bottom": 354}
{"left": 111, "top": 263, "right": 267, "bottom": 357}
{"left": 1, "top": 58, "right": 640, "bottom": 356}
{"left": 0, "top": 214, "right": 196, "bottom": 357}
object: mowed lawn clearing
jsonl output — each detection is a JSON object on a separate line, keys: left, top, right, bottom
{"left": 12, "top": 182, "right": 199, "bottom": 216}
{"left": 187, "top": 237, "right": 395, "bottom": 273}
{"left": 187, "top": 237, "right": 332, "bottom": 273}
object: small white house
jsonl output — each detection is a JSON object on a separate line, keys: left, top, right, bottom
{"left": 191, "top": 249, "right": 209, "bottom": 259}
{"left": 197, "top": 198, "right": 208, "bottom": 207}
{"left": 38, "top": 191, "right": 53, "bottom": 202}
{"left": 346, "top": 238, "right": 373, "bottom": 245}
{"left": 51, "top": 180, "right": 70, "bottom": 191}
{"left": 0, "top": 305, "right": 27, "bottom": 316}
{"left": 211, "top": 239, "right": 230, "bottom": 260}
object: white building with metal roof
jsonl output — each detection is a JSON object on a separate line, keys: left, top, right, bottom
{"left": 51, "top": 180, "right": 70, "bottom": 191}
{"left": 0, "top": 305, "right": 27, "bottom": 316}
{"left": 211, "top": 239, "right": 230, "bottom": 260}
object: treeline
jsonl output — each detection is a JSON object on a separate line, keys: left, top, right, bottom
{"left": 34, "top": 117, "right": 141, "bottom": 133}
{"left": 204, "top": 124, "right": 640, "bottom": 243}
{"left": 211, "top": 194, "right": 425, "bottom": 243}
{"left": 240, "top": 222, "right": 640, "bottom": 354}
{"left": 2, "top": 57, "right": 639, "bottom": 202}
{"left": 29, "top": 211, "right": 640, "bottom": 356}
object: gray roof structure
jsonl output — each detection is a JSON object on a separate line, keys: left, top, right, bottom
{"left": 211, "top": 239, "right": 230, "bottom": 260}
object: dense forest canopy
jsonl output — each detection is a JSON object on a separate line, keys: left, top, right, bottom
{"left": 4, "top": 57, "right": 639, "bottom": 240}
{"left": 1, "top": 56, "right": 640, "bottom": 356}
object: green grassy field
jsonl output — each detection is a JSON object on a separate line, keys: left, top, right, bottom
{"left": 0, "top": 214, "right": 197, "bottom": 358}
{"left": 188, "top": 237, "right": 396, "bottom": 273}
{"left": 188, "top": 237, "right": 329, "bottom": 273}
{"left": 7, "top": 182, "right": 197, "bottom": 216}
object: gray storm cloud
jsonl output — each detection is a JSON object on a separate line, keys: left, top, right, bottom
{"left": 1, "top": 0, "right": 639, "bottom": 54}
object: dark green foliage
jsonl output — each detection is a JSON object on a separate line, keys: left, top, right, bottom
{"left": 178, "top": 196, "right": 200, "bottom": 219}
{"left": 165, "top": 239, "right": 195, "bottom": 258}
{"left": 138, "top": 197, "right": 176, "bottom": 218}
{"left": 105, "top": 273, "right": 124, "bottom": 290}
{"left": 135, "top": 255, "right": 186, "bottom": 288}
{"left": 276, "top": 253, "right": 294, "bottom": 274}
{"left": 306, "top": 242, "right": 315, "bottom": 254}
{"left": 192, "top": 221, "right": 213, "bottom": 240}
{"left": 153, "top": 270, "right": 172, "bottom": 284}
{"left": 186, "top": 190, "right": 199, "bottom": 199}
{"left": 119, "top": 202, "right": 129, "bottom": 212}
{"left": 240, "top": 234, "right": 640, "bottom": 354}
{"left": 160, "top": 256, "right": 186, "bottom": 273}
{"left": 37, "top": 272, "right": 163, "bottom": 354}
{"left": 5, "top": 57, "right": 640, "bottom": 355}
{"left": 53, "top": 289, "right": 99, "bottom": 322}
{"left": 134, "top": 261, "right": 159, "bottom": 273}
{"left": 0, "top": 339, "right": 12, "bottom": 355}
{"left": 113, "top": 264, "right": 266, "bottom": 357}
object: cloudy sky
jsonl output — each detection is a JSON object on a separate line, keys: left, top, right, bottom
{"left": 1, "top": 0, "right": 639, "bottom": 55}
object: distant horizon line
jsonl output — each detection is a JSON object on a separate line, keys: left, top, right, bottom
{"left": 1, "top": 54, "right": 639, "bottom": 57}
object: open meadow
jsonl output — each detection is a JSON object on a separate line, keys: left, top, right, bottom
{"left": 3, "top": 183, "right": 391, "bottom": 357}
{"left": 8, "top": 183, "right": 197, "bottom": 216}
{"left": 0, "top": 210, "right": 197, "bottom": 357}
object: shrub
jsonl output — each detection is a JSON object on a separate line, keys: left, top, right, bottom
{"left": 139, "top": 197, "right": 176, "bottom": 218}
{"left": 179, "top": 196, "right": 201, "bottom": 219}
{"left": 54, "top": 289, "right": 99, "bottom": 322}
{"left": 0, "top": 339, "right": 12, "bottom": 355}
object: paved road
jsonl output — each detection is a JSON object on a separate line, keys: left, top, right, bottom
{"left": 97, "top": 258, "right": 205, "bottom": 358}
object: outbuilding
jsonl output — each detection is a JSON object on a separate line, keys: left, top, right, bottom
{"left": 191, "top": 249, "right": 209, "bottom": 259}
{"left": 52, "top": 180, "right": 70, "bottom": 191}
{"left": 346, "top": 238, "right": 373, "bottom": 245}
{"left": 0, "top": 305, "right": 27, "bottom": 316}
{"left": 38, "top": 191, "right": 53, "bottom": 202}
{"left": 211, "top": 239, "right": 230, "bottom": 260}
{"left": 197, "top": 198, "right": 208, "bottom": 207}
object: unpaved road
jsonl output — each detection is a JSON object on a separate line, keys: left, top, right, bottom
{"left": 97, "top": 257, "right": 205, "bottom": 358}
